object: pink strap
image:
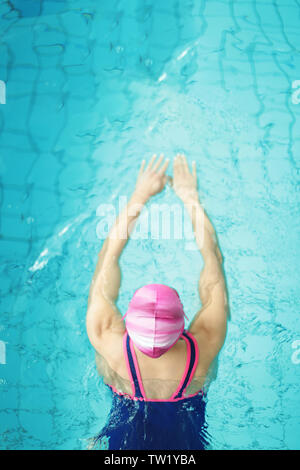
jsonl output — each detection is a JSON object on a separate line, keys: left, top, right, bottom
{"left": 169, "top": 333, "right": 191, "bottom": 400}
{"left": 122, "top": 332, "right": 136, "bottom": 397}
{"left": 126, "top": 332, "right": 198, "bottom": 402}
{"left": 181, "top": 330, "right": 199, "bottom": 395}
{"left": 129, "top": 338, "right": 147, "bottom": 399}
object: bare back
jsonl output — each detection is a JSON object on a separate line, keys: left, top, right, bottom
{"left": 94, "top": 329, "right": 216, "bottom": 400}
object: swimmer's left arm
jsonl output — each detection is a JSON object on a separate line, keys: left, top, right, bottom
{"left": 86, "top": 155, "right": 169, "bottom": 349}
{"left": 172, "top": 154, "right": 229, "bottom": 362}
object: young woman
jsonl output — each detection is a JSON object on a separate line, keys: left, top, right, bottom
{"left": 86, "top": 154, "right": 228, "bottom": 450}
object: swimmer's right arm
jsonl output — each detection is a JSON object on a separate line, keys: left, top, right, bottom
{"left": 86, "top": 155, "right": 170, "bottom": 351}
{"left": 172, "top": 154, "right": 228, "bottom": 362}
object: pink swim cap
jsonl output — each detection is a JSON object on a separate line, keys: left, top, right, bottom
{"left": 123, "top": 284, "right": 187, "bottom": 358}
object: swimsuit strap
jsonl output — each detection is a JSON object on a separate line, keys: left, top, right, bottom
{"left": 171, "top": 330, "right": 199, "bottom": 400}
{"left": 123, "top": 330, "right": 199, "bottom": 401}
{"left": 123, "top": 331, "right": 144, "bottom": 399}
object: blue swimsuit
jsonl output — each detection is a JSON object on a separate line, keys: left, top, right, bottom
{"left": 92, "top": 330, "right": 209, "bottom": 450}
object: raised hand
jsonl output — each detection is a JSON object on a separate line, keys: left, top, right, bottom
{"left": 134, "top": 154, "right": 170, "bottom": 202}
{"left": 172, "top": 154, "right": 199, "bottom": 204}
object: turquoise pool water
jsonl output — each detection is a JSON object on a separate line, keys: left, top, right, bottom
{"left": 0, "top": 0, "right": 300, "bottom": 450}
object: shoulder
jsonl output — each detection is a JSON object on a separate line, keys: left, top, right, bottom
{"left": 86, "top": 292, "right": 125, "bottom": 350}
{"left": 187, "top": 327, "right": 223, "bottom": 374}
{"left": 92, "top": 327, "right": 126, "bottom": 369}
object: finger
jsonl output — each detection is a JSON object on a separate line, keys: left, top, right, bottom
{"left": 181, "top": 154, "right": 190, "bottom": 174}
{"left": 158, "top": 158, "right": 170, "bottom": 175}
{"left": 174, "top": 154, "right": 182, "bottom": 175}
{"left": 138, "top": 159, "right": 146, "bottom": 177}
{"left": 146, "top": 154, "right": 157, "bottom": 171}
{"left": 192, "top": 160, "right": 197, "bottom": 181}
{"left": 173, "top": 155, "right": 178, "bottom": 178}
{"left": 152, "top": 154, "right": 164, "bottom": 172}
{"left": 179, "top": 154, "right": 186, "bottom": 173}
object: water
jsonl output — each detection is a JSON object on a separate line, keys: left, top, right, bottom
{"left": 0, "top": 0, "right": 299, "bottom": 450}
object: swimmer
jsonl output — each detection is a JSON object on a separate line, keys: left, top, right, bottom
{"left": 86, "top": 154, "right": 228, "bottom": 450}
